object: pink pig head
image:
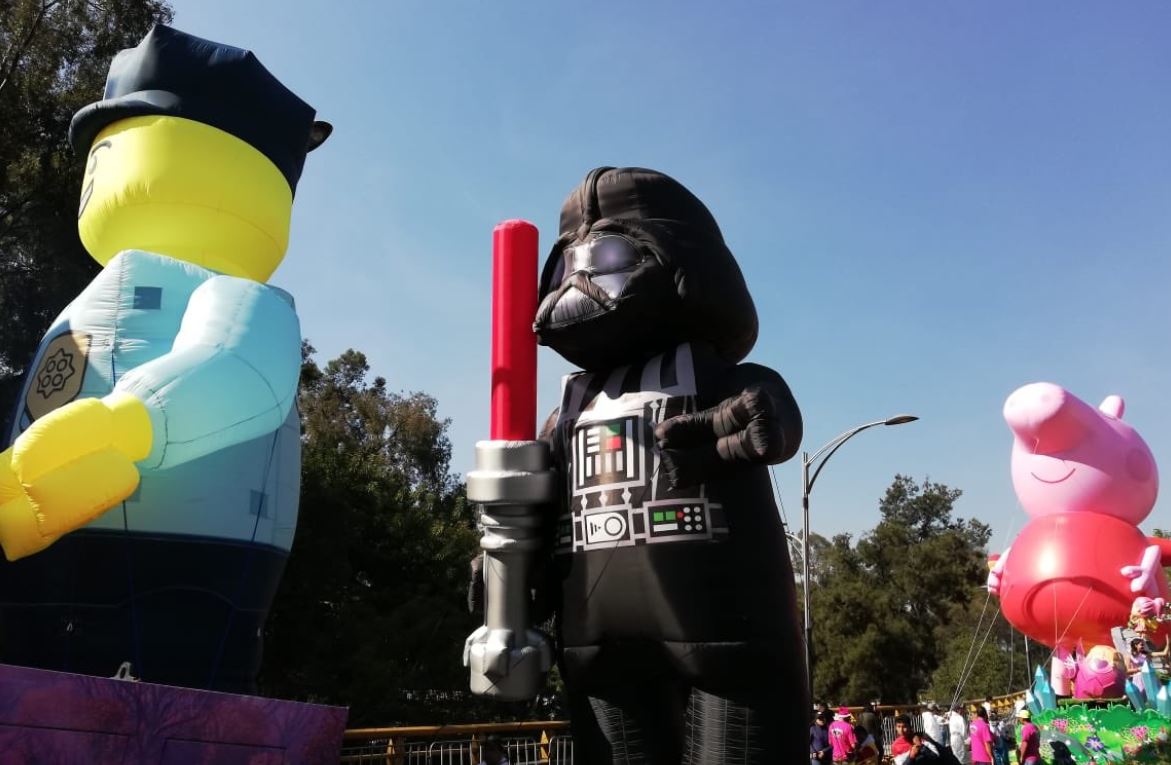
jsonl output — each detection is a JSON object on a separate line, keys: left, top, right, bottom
{"left": 1004, "top": 382, "right": 1158, "bottom": 522}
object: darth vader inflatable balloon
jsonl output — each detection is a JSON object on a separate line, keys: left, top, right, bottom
{"left": 535, "top": 167, "right": 805, "bottom": 762}
{"left": 0, "top": 25, "right": 328, "bottom": 692}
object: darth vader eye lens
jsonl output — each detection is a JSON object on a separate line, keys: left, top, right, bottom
{"left": 589, "top": 235, "right": 643, "bottom": 272}
{"left": 562, "top": 235, "right": 645, "bottom": 279}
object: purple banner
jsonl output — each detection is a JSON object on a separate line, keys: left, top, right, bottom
{"left": 0, "top": 663, "right": 347, "bottom": 763}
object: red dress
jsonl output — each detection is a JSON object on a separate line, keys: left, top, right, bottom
{"left": 999, "top": 513, "right": 1169, "bottom": 648}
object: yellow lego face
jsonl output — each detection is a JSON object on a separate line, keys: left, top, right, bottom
{"left": 77, "top": 115, "right": 293, "bottom": 282}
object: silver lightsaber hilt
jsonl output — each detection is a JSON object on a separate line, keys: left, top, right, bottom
{"left": 463, "top": 440, "right": 555, "bottom": 700}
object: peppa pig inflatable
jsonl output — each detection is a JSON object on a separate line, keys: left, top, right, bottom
{"left": 989, "top": 382, "right": 1170, "bottom": 692}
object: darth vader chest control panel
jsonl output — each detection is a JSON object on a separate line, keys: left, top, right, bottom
{"left": 552, "top": 344, "right": 729, "bottom": 555}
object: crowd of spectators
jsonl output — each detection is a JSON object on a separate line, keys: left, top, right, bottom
{"left": 810, "top": 697, "right": 1039, "bottom": 765}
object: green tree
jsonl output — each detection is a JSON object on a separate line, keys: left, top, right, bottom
{"left": 809, "top": 475, "right": 991, "bottom": 704}
{"left": 259, "top": 345, "right": 551, "bottom": 725}
{"left": 928, "top": 598, "right": 1038, "bottom": 706}
{"left": 0, "top": 0, "right": 172, "bottom": 436}
{"left": 791, "top": 529, "right": 831, "bottom": 626}
{"left": 1153, "top": 529, "right": 1171, "bottom": 583}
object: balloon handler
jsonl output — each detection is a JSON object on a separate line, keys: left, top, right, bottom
{"left": 466, "top": 168, "right": 806, "bottom": 762}
{"left": 0, "top": 25, "right": 328, "bottom": 692}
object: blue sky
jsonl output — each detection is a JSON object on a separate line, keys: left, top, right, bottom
{"left": 171, "top": 1, "right": 1171, "bottom": 550}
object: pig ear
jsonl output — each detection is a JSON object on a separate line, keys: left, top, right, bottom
{"left": 1100, "top": 395, "right": 1125, "bottom": 419}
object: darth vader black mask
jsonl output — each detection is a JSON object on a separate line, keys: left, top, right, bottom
{"left": 535, "top": 167, "right": 759, "bottom": 372}
{"left": 534, "top": 232, "right": 682, "bottom": 370}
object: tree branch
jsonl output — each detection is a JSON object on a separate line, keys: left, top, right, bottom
{"left": 0, "top": 0, "right": 62, "bottom": 97}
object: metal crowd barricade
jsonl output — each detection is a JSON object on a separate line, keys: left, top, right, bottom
{"left": 340, "top": 721, "right": 573, "bottom": 765}
{"left": 881, "top": 714, "right": 897, "bottom": 751}
{"left": 341, "top": 690, "right": 1032, "bottom": 764}
{"left": 548, "top": 735, "right": 575, "bottom": 765}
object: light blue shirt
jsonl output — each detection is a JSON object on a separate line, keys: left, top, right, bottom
{"left": 9, "top": 250, "right": 302, "bottom": 549}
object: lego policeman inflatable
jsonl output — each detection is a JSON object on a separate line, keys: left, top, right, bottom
{"left": 538, "top": 167, "right": 804, "bottom": 762}
{"left": 0, "top": 25, "right": 328, "bottom": 692}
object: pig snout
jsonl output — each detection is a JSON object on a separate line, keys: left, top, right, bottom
{"left": 1004, "top": 382, "right": 1088, "bottom": 454}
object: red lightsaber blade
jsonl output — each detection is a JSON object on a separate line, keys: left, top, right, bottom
{"left": 490, "top": 220, "right": 539, "bottom": 441}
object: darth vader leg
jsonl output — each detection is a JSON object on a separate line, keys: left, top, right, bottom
{"left": 680, "top": 688, "right": 784, "bottom": 765}
{"left": 567, "top": 682, "right": 687, "bottom": 764}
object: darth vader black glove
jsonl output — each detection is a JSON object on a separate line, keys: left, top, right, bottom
{"left": 655, "top": 369, "right": 799, "bottom": 489}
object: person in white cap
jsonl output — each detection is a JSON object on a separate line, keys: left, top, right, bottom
{"left": 828, "top": 707, "right": 858, "bottom": 763}
{"left": 1016, "top": 709, "right": 1041, "bottom": 765}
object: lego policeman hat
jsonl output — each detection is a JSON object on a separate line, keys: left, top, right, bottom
{"left": 538, "top": 167, "right": 759, "bottom": 364}
{"left": 69, "top": 24, "right": 330, "bottom": 193}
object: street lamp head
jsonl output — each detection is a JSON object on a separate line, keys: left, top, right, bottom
{"left": 883, "top": 414, "right": 918, "bottom": 426}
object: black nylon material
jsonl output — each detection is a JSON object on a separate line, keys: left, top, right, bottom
{"left": 549, "top": 346, "right": 805, "bottom": 763}
{"left": 536, "top": 168, "right": 758, "bottom": 368}
{"left": 537, "top": 168, "right": 804, "bottom": 763}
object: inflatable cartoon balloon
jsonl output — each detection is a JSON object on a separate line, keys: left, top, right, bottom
{"left": 989, "top": 382, "right": 1170, "bottom": 693}
{"left": 0, "top": 25, "right": 328, "bottom": 692}
{"left": 1067, "top": 643, "right": 1127, "bottom": 699}
{"left": 1129, "top": 596, "right": 1171, "bottom": 649}
{"left": 531, "top": 168, "right": 804, "bottom": 762}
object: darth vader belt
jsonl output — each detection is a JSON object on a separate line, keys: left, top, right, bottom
{"left": 555, "top": 499, "right": 728, "bottom": 554}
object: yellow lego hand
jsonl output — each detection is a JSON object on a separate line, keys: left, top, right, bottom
{"left": 0, "top": 446, "right": 58, "bottom": 561}
{"left": 0, "top": 393, "right": 152, "bottom": 561}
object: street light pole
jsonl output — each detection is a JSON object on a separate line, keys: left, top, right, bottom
{"left": 801, "top": 457, "right": 813, "bottom": 704}
{"left": 800, "top": 414, "right": 918, "bottom": 701}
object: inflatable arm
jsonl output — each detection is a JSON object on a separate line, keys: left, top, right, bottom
{"left": 1149, "top": 536, "right": 1171, "bottom": 567}
{"left": 1121, "top": 544, "right": 1164, "bottom": 597}
{"left": 654, "top": 362, "right": 802, "bottom": 489}
{"left": 0, "top": 276, "right": 299, "bottom": 560}
{"left": 987, "top": 547, "right": 1010, "bottom": 595}
{"left": 115, "top": 275, "right": 301, "bottom": 470}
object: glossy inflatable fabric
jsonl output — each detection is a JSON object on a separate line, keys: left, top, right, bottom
{"left": 0, "top": 25, "right": 325, "bottom": 692}
{"left": 535, "top": 167, "right": 806, "bottom": 763}
{"left": 989, "top": 383, "right": 1169, "bottom": 652}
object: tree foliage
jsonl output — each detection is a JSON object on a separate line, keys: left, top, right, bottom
{"left": 259, "top": 346, "right": 565, "bottom": 725}
{"left": 805, "top": 475, "right": 992, "bottom": 704}
{"left": 0, "top": 0, "right": 172, "bottom": 436}
{"left": 258, "top": 345, "right": 489, "bottom": 725}
{"left": 928, "top": 597, "right": 1040, "bottom": 706}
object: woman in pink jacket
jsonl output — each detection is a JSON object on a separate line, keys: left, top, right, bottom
{"left": 829, "top": 708, "right": 858, "bottom": 763}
